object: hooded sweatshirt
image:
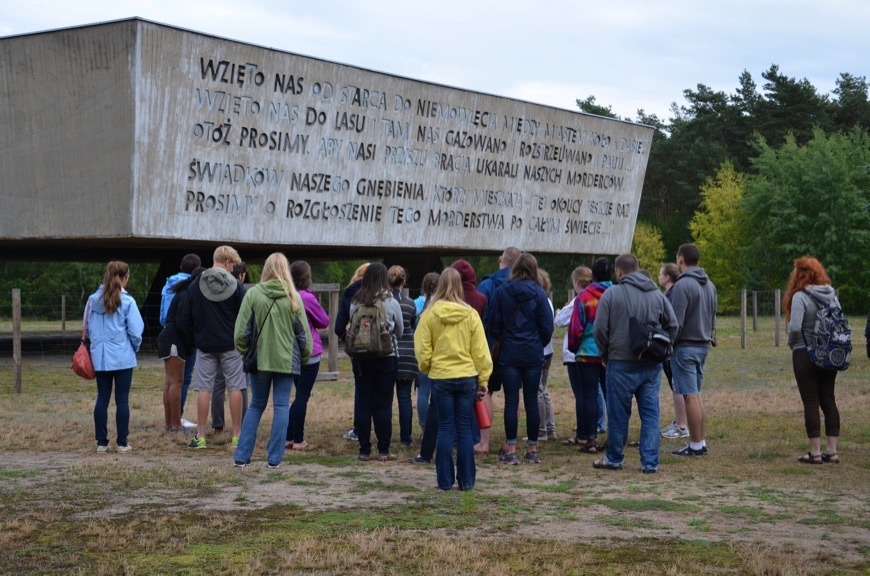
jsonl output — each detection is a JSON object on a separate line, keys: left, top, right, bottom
{"left": 485, "top": 278, "right": 554, "bottom": 367}
{"left": 335, "top": 280, "right": 361, "bottom": 341}
{"left": 159, "top": 272, "right": 190, "bottom": 326}
{"left": 414, "top": 300, "right": 493, "bottom": 386}
{"left": 787, "top": 284, "right": 839, "bottom": 351}
{"left": 178, "top": 267, "right": 244, "bottom": 353}
{"left": 86, "top": 286, "right": 144, "bottom": 371}
{"left": 234, "top": 280, "right": 312, "bottom": 375}
{"left": 451, "top": 259, "right": 487, "bottom": 319}
{"left": 593, "top": 272, "right": 678, "bottom": 363}
{"left": 670, "top": 267, "right": 717, "bottom": 347}
{"left": 568, "top": 281, "right": 613, "bottom": 363}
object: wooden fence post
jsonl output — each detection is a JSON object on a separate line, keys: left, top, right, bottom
{"left": 740, "top": 289, "right": 747, "bottom": 350}
{"left": 312, "top": 283, "right": 341, "bottom": 380}
{"left": 751, "top": 291, "right": 758, "bottom": 332}
{"left": 774, "top": 288, "right": 781, "bottom": 347}
{"left": 61, "top": 295, "right": 67, "bottom": 331}
{"left": 13, "top": 289, "right": 22, "bottom": 393}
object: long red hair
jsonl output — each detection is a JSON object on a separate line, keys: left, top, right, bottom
{"left": 783, "top": 256, "right": 831, "bottom": 319}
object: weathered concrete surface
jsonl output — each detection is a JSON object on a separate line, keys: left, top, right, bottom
{"left": 1, "top": 18, "right": 653, "bottom": 258}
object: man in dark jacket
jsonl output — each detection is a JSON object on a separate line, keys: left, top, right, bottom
{"left": 178, "top": 245, "right": 246, "bottom": 449}
{"left": 669, "top": 244, "right": 718, "bottom": 457}
{"left": 593, "top": 253, "right": 678, "bottom": 473}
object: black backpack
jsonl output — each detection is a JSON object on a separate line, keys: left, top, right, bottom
{"left": 621, "top": 286, "right": 672, "bottom": 362}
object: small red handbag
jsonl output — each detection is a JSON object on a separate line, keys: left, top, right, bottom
{"left": 71, "top": 301, "right": 95, "bottom": 380}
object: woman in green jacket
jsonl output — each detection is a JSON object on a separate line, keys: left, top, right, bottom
{"left": 233, "top": 253, "right": 312, "bottom": 468}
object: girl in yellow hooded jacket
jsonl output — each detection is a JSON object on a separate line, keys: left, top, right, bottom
{"left": 414, "top": 268, "right": 492, "bottom": 491}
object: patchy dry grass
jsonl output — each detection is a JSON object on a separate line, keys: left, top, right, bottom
{"left": 0, "top": 316, "right": 868, "bottom": 574}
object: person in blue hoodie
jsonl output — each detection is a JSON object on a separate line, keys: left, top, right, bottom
{"left": 486, "top": 252, "right": 554, "bottom": 465}
{"left": 86, "top": 261, "right": 144, "bottom": 453}
{"left": 159, "top": 253, "right": 201, "bottom": 427}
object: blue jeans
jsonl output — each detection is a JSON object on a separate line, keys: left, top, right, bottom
{"left": 94, "top": 368, "right": 133, "bottom": 447}
{"left": 180, "top": 350, "right": 197, "bottom": 416}
{"left": 234, "top": 371, "right": 293, "bottom": 466}
{"left": 396, "top": 378, "right": 414, "bottom": 444}
{"left": 605, "top": 360, "right": 661, "bottom": 470}
{"left": 501, "top": 365, "right": 542, "bottom": 445}
{"left": 597, "top": 383, "right": 607, "bottom": 432}
{"left": 354, "top": 356, "right": 398, "bottom": 455}
{"left": 287, "top": 360, "right": 320, "bottom": 443}
{"left": 671, "top": 346, "right": 709, "bottom": 395}
{"left": 416, "top": 372, "right": 432, "bottom": 428}
{"left": 432, "top": 377, "right": 477, "bottom": 490}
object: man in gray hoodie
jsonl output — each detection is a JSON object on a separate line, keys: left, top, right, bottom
{"left": 593, "top": 254, "right": 678, "bottom": 473}
{"left": 178, "top": 245, "right": 247, "bottom": 450}
{"left": 669, "top": 244, "right": 717, "bottom": 457}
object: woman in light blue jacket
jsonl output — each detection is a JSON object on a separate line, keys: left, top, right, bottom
{"left": 86, "top": 261, "right": 144, "bottom": 453}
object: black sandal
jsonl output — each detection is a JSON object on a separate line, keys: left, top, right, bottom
{"left": 821, "top": 452, "right": 840, "bottom": 464}
{"left": 798, "top": 452, "right": 823, "bottom": 465}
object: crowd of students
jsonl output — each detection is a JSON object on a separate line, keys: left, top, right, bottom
{"left": 82, "top": 245, "right": 861, "bottom": 489}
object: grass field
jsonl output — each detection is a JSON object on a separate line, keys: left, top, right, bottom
{"left": 0, "top": 317, "right": 867, "bottom": 575}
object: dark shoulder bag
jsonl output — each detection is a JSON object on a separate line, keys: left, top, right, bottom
{"left": 621, "top": 286, "right": 672, "bottom": 362}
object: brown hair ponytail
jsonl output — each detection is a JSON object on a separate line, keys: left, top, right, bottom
{"left": 101, "top": 261, "right": 129, "bottom": 313}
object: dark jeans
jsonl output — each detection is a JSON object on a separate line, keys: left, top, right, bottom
{"left": 180, "top": 350, "right": 196, "bottom": 416}
{"left": 574, "top": 362, "right": 605, "bottom": 441}
{"left": 419, "top": 394, "right": 438, "bottom": 460}
{"left": 396, "top": 378, "right": 414, "bottom": 444}
{"left": 502, "top": 365, "right": 542, "bottom": 445}
{"left": 433, "top": 377, "right": 477, "bottom": 490}
{"left": 94, "top": 368, "right": 133, "bottom": 447}
{"left": 793, "top": 349, "right": 840, "bottom": 437}
{"left": 287, "top": 360, "right": 320, "bottom": 443}
{"left": 354, "top": 356, "right": 398, "bottom": 455}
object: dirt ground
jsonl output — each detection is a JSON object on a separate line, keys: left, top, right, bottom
{"left": 3, "top": 447, "right": 867, "bottom": 569}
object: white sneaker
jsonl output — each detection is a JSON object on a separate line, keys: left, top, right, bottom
{"left": 660, "top": 421, "right": 677, "bottom": 435}
{"left": 97, "top": 445, "right": 111, "bottom": 453}
{"left": 181, "top": 418, "right": 197, "bottom": 429}
{"left": 116, "top": 444, "right": 133, "bottom": 453}
{"left": 661, "top": 424, "right": 690, "bottom": 439}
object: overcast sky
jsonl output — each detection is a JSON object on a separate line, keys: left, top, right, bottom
{"left": 1, "top": 0, "right": 867, "bottom": 121}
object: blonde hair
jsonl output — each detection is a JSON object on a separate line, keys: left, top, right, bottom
{"left": 538, "top": 269, "right": 551, "bottom": 293}
{"left": 100, "top": 261, "right": 129, "bottom": 314}
{"left": 213, "top": 245, "right": 241, "bottom": 266}
{"left": 261, "top": 253, "right": 302, "bottom": 312}
{"left": 350, "top": 262, "right": 370, "bottom": 284}
{"left": 429, "top": 268, "right": 465, "bottom": 306}
{"left": 572, "top": 266, "right": 592, "bottom": 291}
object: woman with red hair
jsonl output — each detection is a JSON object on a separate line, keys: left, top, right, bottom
{"left": 784, "top": 257, "right": 842, "bottom": 465}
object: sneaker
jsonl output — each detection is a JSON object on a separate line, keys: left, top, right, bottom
{"left": 498, "top": 452, "right": 520, "bottom": 465}
{"left": 116, "top": 444, "right": 132, "bottom": 454}
{"left": 407, "top": 455, "right": 431, "bottom": 464}
{"left": 377, "top": 453, "right": 397, "bottom": 461}
{"left": 188, "top": 436, "right": 207, "bottom": 449}
{"left": 96, "top": 444, "right": 111, "bottom": 453}
{"left": 357, "top": 453, "right": 370, "bottom": 462}
{"left": 661, "top": 424, "right": 690, "bottom": 439}
{"left": 524, "top": 451, "right": 541, "bottom": 464}
{"left": 641, "top": 467, "right": 658, "bottom": 474}
{"left": 342, "top": 428, "right": 358, "bottom": 441}
{"left": 661, "top": 421, "right": 677, "bottom": 435}
{"left": 233, "top": 461, "right": 248, "bottom": 468}
{"left": 671, "top": 444, "right": 706, "bottom": 457}
{"left": 267, "top": 462, "right": 281, "bottom": 469}
{"left": 181, "top": 418, "right": 197, "bottom": 429}
{"left": 230, "top": 437, "right": 239, "bottom": 448}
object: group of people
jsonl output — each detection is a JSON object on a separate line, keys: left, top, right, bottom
{"left": 82, "top": 242, "right": 857, "bottom": 489}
